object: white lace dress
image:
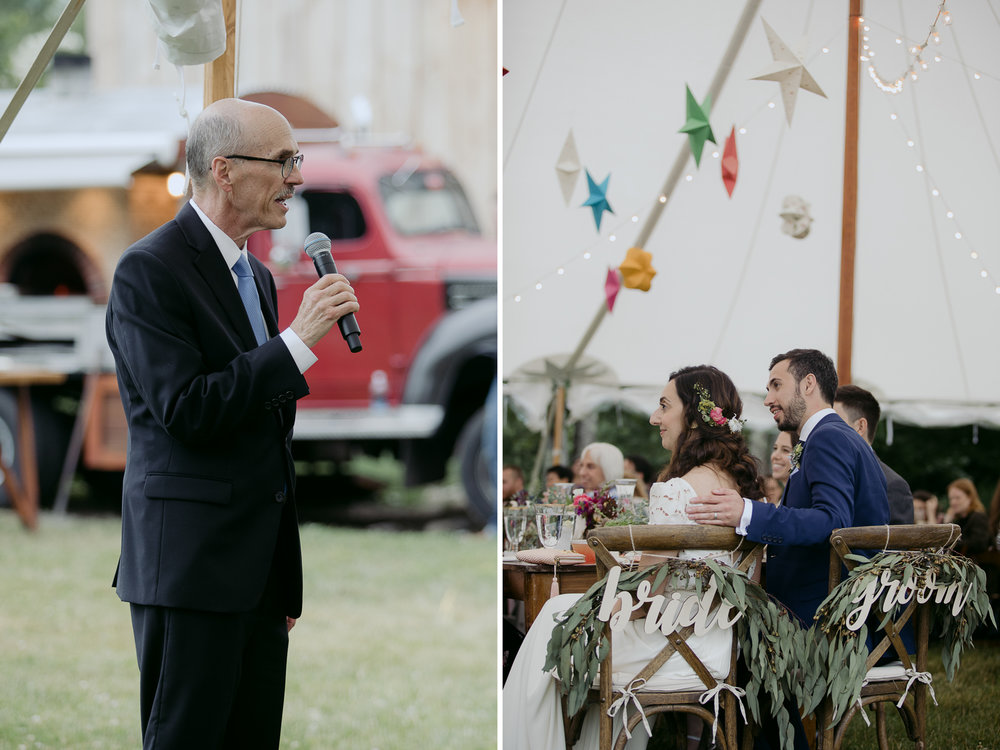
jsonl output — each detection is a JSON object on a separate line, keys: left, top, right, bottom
{"left": 502, "top": 478, "right": 734, "bottom": 750}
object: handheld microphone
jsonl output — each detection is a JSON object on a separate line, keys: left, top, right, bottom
{"left": 303, "top": 232, "right": 362, "bottom": 353}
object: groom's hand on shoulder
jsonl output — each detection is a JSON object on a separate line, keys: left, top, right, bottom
{"left": 686, "top": 488, "right": 743, "bottom": 526}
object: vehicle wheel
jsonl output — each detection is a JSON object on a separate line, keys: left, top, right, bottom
{"left": 454, "top": 407, "right": 495, "bottom": 528}
{"left": 0, "top": 389, "right": 73, "bottom": 509}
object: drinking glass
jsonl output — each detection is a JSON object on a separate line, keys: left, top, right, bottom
{"left": 615, "top": 478, "right": 638, "bottom": 507}
{"left": 503, "top": 507, "right": 527, "bottom": 553}
{"left": 535, "top": 507, "right": 565, "bottom": 549}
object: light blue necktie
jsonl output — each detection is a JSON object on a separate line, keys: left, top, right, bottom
{"left": 232, "top": 254, "right": 268, "bottom": 346}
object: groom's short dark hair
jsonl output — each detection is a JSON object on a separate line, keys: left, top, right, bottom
{"left": 769, "top": 349, "right": 838, "bottom": 405}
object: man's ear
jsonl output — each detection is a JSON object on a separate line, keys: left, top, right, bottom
{"left": 211, "top": 156, "right": 233, "bottom": 193}
{"left": 853, "top": 416, "right": 868, "bottom": 439}
{"left": 801, "top": 373, "right": 817, "bottom": 397}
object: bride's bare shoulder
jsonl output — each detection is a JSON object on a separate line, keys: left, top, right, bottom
{"left": 680, "top": 465, "right": 733, "bottom": 496}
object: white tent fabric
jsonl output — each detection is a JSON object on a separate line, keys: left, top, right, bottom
{"left": 502, "top": 0, "right": 1000, "bottom": 431}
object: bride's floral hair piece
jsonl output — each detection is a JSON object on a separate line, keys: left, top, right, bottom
{"left": 693, "top": 382, "right": 746, "bottom": 433}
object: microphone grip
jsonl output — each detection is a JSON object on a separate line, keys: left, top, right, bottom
{"left": 312, "top": 250, "right": 362, "bottom": 353}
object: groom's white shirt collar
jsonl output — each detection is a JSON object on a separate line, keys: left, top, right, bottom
{"left": 799, "top": 408, "right": 838, "bottom": 442}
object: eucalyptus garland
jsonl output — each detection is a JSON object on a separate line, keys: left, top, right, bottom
{"left": 542, "top": 557, "right": 807, "bottom": 749}
{"left": 807, "top": 549, "right": 997, "bottom": 726}
{"left": 541, "top": 549, "right": 996, "bottom": 750}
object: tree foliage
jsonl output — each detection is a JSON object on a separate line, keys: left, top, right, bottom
{"left": 0, "top": 0, "right": 86, "bottom": 89}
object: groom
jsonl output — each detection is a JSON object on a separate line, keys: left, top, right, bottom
{"left": 688, "top": 348, "right": 889, "bottom": 624}
{"left": 689, "top": 349, "right": 889, "bottom": 749}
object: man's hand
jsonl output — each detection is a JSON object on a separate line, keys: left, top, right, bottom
{"left": 686, "top": 488, "right": 744, "bottom": 527}
{"left": 289, "top": 274, "right": 360, "bottom": 348}
{"left": 287, "top": 617, "right": 297, "bottom": 632}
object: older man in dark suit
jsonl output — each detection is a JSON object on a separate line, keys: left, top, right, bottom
{"left": 106, "top": 98, "right": 359, "bottom": 748}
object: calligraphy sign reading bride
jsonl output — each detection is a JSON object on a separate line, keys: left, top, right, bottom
{"left": 845, "top": 568, "right": 975, "bottom": 631}
{"left": 597, "top": 565, "right": 743, "bottom": 635}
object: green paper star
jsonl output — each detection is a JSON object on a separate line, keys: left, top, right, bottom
{"left": 581, "top": 169, "right": 614, "bottom": 231}
{"left": 678, "top": 84, "right": 716, "bottom": 167}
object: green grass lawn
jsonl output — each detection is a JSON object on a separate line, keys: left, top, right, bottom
{"left": 0, "top": 510, "right": 498, "bottom": 749}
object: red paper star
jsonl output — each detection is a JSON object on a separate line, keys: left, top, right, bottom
{"left": 722, "top": 126, "right": 738, "bottom": 197}
{"left": 605, "top": 268, "right": 622, "bottom": 311}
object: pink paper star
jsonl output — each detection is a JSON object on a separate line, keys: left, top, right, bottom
{"left": 722, "top": 126, "right": 738, "bottom": 197}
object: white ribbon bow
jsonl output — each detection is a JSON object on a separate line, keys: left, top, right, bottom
{"left": 607, "top": 678, "right": 652, "bottom": 739}
{"left": 698, "top": 682, "right": 747, "bottom": 744}
{"left": 897, "top": 669, "right": 937, "bottom": 709}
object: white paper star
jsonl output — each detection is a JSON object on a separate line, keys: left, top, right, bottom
{"left": 751, "top": 18, "right": 827, "bottom": 125}
{"left": 555, "top": 130, "right": 581, "bottom": 205}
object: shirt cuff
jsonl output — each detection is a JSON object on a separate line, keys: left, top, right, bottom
{"left": 279, "top": 328, "right": 318, "bottom": 374}
{"left": 735, "top": 497, "right": 753, "bottom": 536}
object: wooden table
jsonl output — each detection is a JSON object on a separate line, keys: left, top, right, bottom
{"left": 502, "top": 558, "right": 600, "bottom": 630}
{"left": 0, "top": 369, "right": 68, "bottom": 530}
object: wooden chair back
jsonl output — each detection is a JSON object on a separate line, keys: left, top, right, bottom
{"left": 578, "top": 525, "right": 761, "bottom": 750}
{"left": 818, "top": 523, "right": 961, "bottom": 750}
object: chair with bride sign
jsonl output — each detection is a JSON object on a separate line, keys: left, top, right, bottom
{"left": 815, "top": 524, "right": 964, "bottom": 750}
{"left": 560, "top": 524, "right": 762, "bottom": 750}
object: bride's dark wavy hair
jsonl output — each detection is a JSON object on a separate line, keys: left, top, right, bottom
{"left": 658, "top": 365, "right": 765, "bottom": 500}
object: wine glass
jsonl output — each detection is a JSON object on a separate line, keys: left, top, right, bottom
{"left": 503, "top": 507, "right": 527, "bottom": 554}
{"left": 536, "top": 507, "right": 565, "bottom": 549}
{"left": 614, "top": 478, "right": 637, "bottom": 508}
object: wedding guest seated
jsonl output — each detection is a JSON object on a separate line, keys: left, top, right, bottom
{"left": 762, "top": 475, "right": 783, "bottom": 505}
{"left": 575, "top": 441, "right": 625, "bottom": 492}
{"left": 943, "top": 478, "right": 990, "bottom": 555}
{"left": 503, "top": 365, "right": 765, "bottom": 750}
{"left": 624, "top": 453, "right": 656, "bottom": 500}
{"left": 544, "top": 464, "right": 573, "bottom": 488}
{"left": 765, "top": 430, "right": 796, "bottom": 504}
{"left": 503, "top": 464, "right": 526, "bottom": 504}
{"left": 912, "top": 489, "right": 941, "bottom": 524}
{"left": 834, "top": 384, "right": 914, "bottom": 524}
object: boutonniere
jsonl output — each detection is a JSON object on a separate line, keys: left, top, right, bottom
{"left": 790, "top": 441, "right": 804, "bottom": 471}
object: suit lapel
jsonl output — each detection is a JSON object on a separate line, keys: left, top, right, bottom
{"left": 177, "top": 203, "right": 263, "bottom": 351}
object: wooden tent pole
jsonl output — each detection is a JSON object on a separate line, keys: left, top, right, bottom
{"left": 204, "top": 0, "right": 238, "bottom": 106}
{"left": 838, "top": 0, "right": 863, "bottom": 383}
{"left": 0, "top": 0, "right": 87, "bottom": 143}
{"left": 551, "top": 385, "right": 566, "bottom": 465}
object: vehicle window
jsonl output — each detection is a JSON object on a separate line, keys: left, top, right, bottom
{"left": 302, "top": 191, "right": 367, "bottom": 241}
{"left": 378, "top": 169, "right": 480, "bottom": 236}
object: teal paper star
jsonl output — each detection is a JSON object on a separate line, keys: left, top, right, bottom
{"left": 581, "top": 169, "right": 614, "bottom": 231}
{"left": 678, "top": 84, "right": 716, "bottom": 167}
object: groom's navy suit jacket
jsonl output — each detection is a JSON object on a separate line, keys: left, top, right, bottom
{"left": 747, "top": 413, "right": 889, "bottom": 625}
{"left": 106, "top": 202, "right": 306, "bottom": 618}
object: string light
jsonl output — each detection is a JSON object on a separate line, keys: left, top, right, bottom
{"left": 864, "top": 1, "right": 950, "bottom": 94}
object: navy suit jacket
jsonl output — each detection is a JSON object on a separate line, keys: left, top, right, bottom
{"left": 747, "top": 413, "right": 889, "bottom": 625}
{"left": 106, "top": 202, "right": 307, "bottom": 617}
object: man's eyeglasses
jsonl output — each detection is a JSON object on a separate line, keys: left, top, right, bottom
{"left": 224, "top": 153, "right": 304, "bottom": 179}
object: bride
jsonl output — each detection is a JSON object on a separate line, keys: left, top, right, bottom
{"left": 503, "top": 365, "right": 765, "bottom": 749}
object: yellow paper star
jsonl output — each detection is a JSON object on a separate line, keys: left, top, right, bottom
{"left": 618, "top": 247, "right": 657, "bottom": 292}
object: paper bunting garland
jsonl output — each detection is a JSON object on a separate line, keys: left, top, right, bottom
{"left": 605, "top": 268, "right": 621, "bottom": 311}
{"left": 722, "top": 126, "right": 738, "bottom": 197}
{"left": 618, "top": 247, "right": 657, "bottom": 292}
{"left": 581, "top": 169, "right": 614, "bottom": 231}
{"left": 751, "top": 18, "right": 827, "bottom": 125}
{"left": 555, "top": 130, "right": 581, "bottom": 206}
{"left": 678, "top": 84, "right": 716, "bottom": 167}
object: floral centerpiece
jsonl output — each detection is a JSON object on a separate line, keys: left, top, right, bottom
{"left": 572, "top": 484, "right": 619, "bottom": 532}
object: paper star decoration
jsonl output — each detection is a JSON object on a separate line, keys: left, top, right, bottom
{"left": 581, "top": 169, "right": 614, "bottom": 231}
{"left": 751, "top": 18, "right": 827, "bottom": 125}
{"left": 605, "top": 268, "right": 622, "bottom": 312}
{"left": 555, "top": 130, "right": 581, "bottom": 206}
{"left": 678, "top": 85, "right": 716, "bottom": 167}
{"left": 722, "top": 126, "right": 738, "bottom": 197}
{"left": 618, "top": 247, "right": 657, "bottom": 292}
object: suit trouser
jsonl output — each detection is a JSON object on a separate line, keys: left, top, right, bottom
{"left": 130, "top": 568, "right": 289, "bottom": 750}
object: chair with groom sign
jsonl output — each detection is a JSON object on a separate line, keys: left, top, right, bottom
{"left": 815, "top": 524, "right": 963, "bottom": 750}
{"left": 561, "top": 525, "right": 762, "bottom": 750}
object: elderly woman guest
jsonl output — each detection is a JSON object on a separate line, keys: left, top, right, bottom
{"left": 943, "top": 478, "right": 989, "bottom": 555}
{"left": 574, "top": 441, "right": 625, "bottom": 491}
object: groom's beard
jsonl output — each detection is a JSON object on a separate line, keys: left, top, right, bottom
{"left": 776, "top": 388, "right": 807, "bottom": 432}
